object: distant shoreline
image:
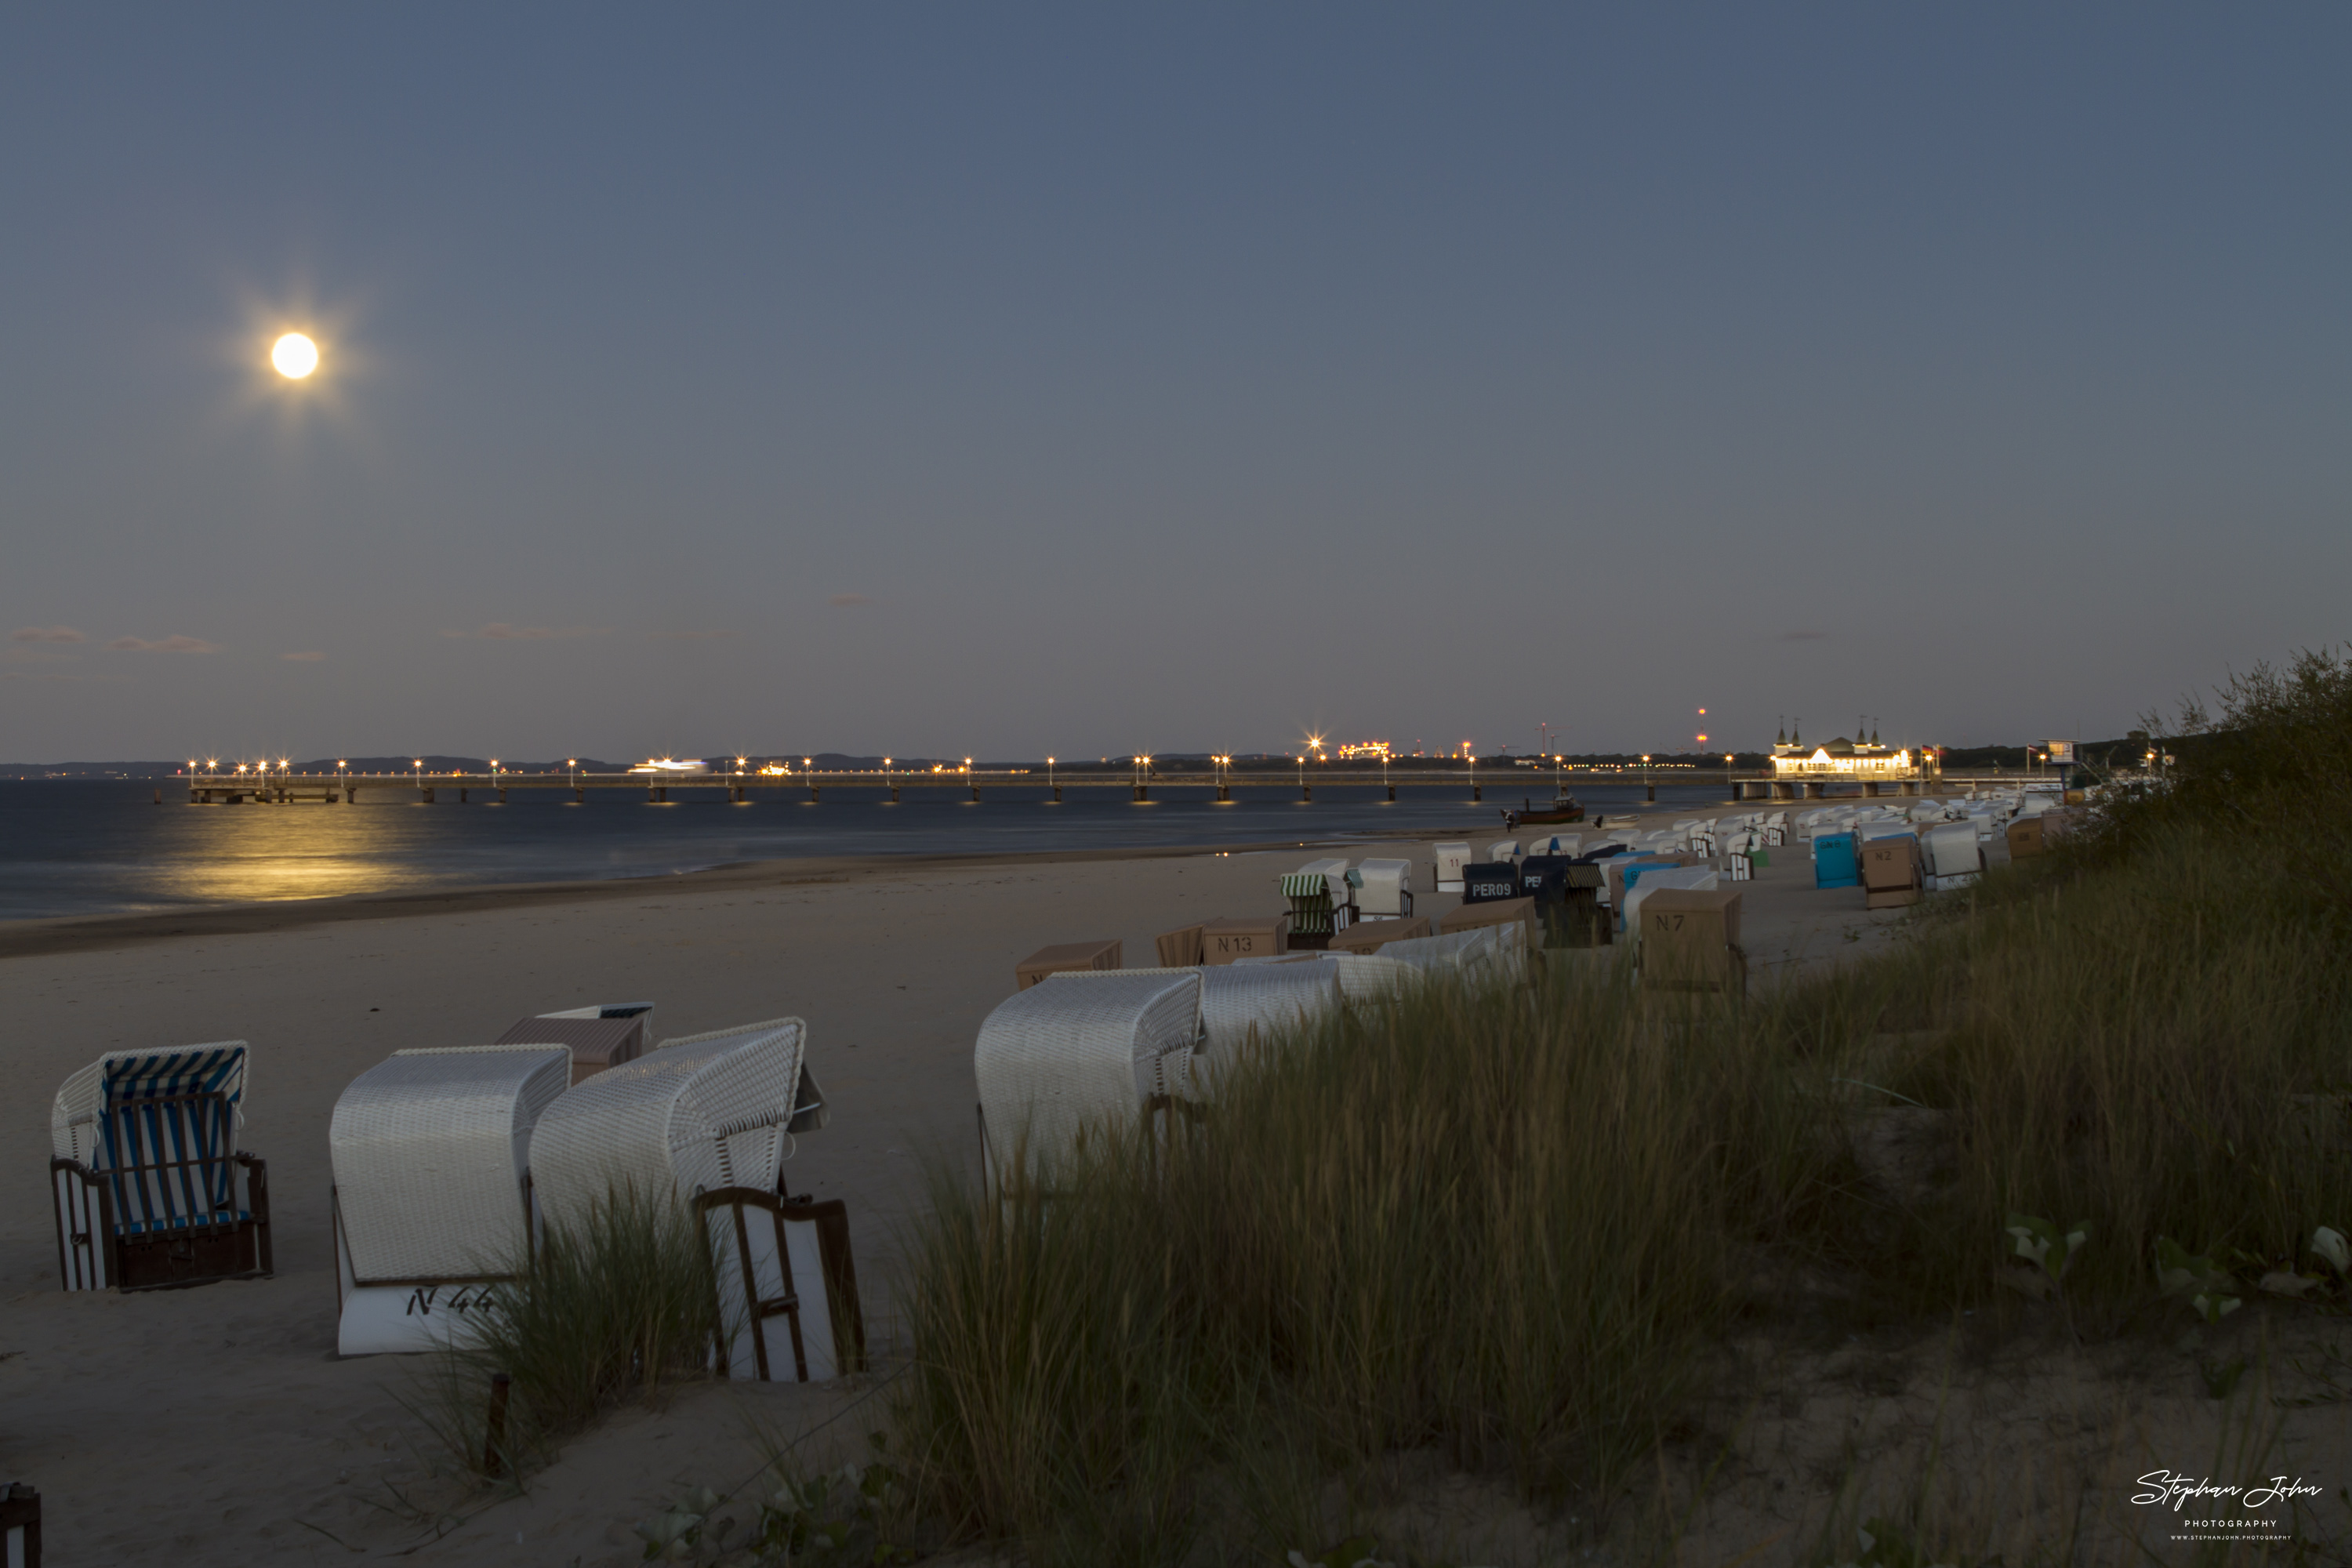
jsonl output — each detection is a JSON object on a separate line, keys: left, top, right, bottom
{"left": 0, "top": 826, "right": 1475, "bottom": 959}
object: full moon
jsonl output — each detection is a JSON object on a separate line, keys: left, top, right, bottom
{"left": 270, "top": 332, "right": 319, "bottom": 379}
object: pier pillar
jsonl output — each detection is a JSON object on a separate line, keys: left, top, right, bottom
{"left": 808, "top": 785, "right": 819, "bottom": 804}
{"left": 572, "top": 786, "right": 584, "bottom": 804}
{"left": 459, "top": 788, "right": 469, "bottom": 804}
{"left": 154, "top": 788, "right": 162, "bottom": 805}
{"left": 891, "top": 786, "right": 902, "bottom": 803}
{"left": 1052, "top": 786, "right": 1062, "bottom": 803}
{"left": 1803, "top": 781, "right": 1824, "bottom": 799}
{"left": 971, "top": 782, "right": 981, "bottom": 803}
{"left": 500, "top": 787, "right": 510, "bottom": 804}
{"left": 1471, "top": 785, "right": 1480, "bottom": 802}
{"left": 423, "top": 788, "right": 435, "bottom": 804}
{"left": 1386, "top": 783, "right": 1396, "bottom": 801}
{"left": 1301, "top": 783, "right": 1312, "bottom": 803}
{"left": 1216, "top": 784, "right": 1229, "bottom": 802}
{"left": 1133, "top": 785, "right": 1148, "bottom": 802}
{"left": 1898, "top": 780, "right": 1918, "bottom": 797}
{"left": 1645, "top": 784, "right": 1656, "bottom": 801}
{"left": 1860, "top": 781, "right": 1878, "bottom": 798}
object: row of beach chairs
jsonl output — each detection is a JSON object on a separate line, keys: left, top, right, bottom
{"left": 978, "top": 910, "right": 1531, "bottom": 1178}
{"left": 47, "top": 1003, "right": 863, "bottom": 1383}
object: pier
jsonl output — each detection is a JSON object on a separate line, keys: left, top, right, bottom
{"left": 173, "top": 763, "right": 2027, "bottom": 808}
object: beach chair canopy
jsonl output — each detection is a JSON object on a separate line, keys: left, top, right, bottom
{"left": 531, "top": 1018, "right": 807, "bottom": 1232}
{"left": 975, "top": 970, "right": 1201, "bottom": 1167}
{"left": 1190, "top": 960, "right": 1342, "bottom": 1095}
{"left": 330, "top": 1044, "right": 572, "bottom": 1283}
{"left": 1353, "top": 858, "right": 1414, "bottom": 916}
{"left": 50, "top": 1044, "right": 250, "bottom": 1234}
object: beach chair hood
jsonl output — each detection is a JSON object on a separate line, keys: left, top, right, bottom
{"left": 53, "top": 1043, "right": 248, "bottom": 1167}
{"left": 529, "top": 1018, "right": 807, "bottom": 1234}
{"left": 329, "top": 1044, "right": 572, "bottom": 1283}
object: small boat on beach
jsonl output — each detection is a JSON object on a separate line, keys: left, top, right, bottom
{"left": 1506, "top": 796, "right": 1584, "bottom": 828}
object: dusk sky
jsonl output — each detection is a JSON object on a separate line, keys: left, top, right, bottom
{"left": 4, "top": 6, "right": 2346, "bottom": 764}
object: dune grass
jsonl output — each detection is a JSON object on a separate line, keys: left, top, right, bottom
{"left": 414, "top": 1183, "right": 721, "bottom": 1480}
{"left": 886, "top": 654, "right": 2352, "bottom": 1559}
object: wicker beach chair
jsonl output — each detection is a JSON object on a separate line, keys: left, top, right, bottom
{"left": 1352, "top": 858, "right": 1416, "bottom": 920}
{"left": 530, "top": 1018, "right": 807, "bottom": 1231}
{"left": 1188, "top": 960, "right": 1343, "bottom": 1098}
{"left": 328, "top": 1044, "right": 572, "bottom": 1356}
{"left": 49, "top": 1043, "right": 271, "bottom": 1292}
{"left": 529, "top": 1017, "right": 858, "bottom": 1382}
{"left": 1281, "top": 860, "right": 1351, "bottom": 945}
{"left": 974, "top": 970, "right": 1203, "bottom": 1180}
{"left": 495, "top": 1002, "right": 654, "bottom": 1084}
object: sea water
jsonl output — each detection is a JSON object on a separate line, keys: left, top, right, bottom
{"left": 0, "top": 779, "right": 1733, "bottom": 922}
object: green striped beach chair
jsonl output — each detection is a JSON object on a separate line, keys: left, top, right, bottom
{"left": 49, "top": 1044, "right": 273, "bottom": 1292}
{"left": 1281, "top": 859, "right": 1352, "bottom": 942}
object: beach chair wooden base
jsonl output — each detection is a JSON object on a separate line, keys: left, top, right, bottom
{"left": 50, "top": 1152, "right": 272, "bottom": 1293}
{"left": 2, "top": 1483, "right": 39, "bottom": 1568}
{"left": 699, "top": 1188, "right": 867, "bottom": 1384}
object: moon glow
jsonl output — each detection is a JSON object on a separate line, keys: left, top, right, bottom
{"left": 270, "top": 332, "right": 319, "bottom": 379}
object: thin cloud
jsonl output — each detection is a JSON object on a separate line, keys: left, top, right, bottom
{"left": 107, "top": 634, "right": 220, "bottom": 653}
{"left": 446, "top": 623, "right": 603, "bottom": 641}
{"left": 828, "top": 593, "right": 871, "bottom": 608}
{"left": 1780, "top": 630, "right": 1828, "bottom": 641}
{"left": 651, "top": 629, "right": 736, "bottom": 642}
{"left": 282, "top": 651, "right": 328, "bottom": 662}
{"left": 10, "top": 626, "right": 85, "bottom": 643}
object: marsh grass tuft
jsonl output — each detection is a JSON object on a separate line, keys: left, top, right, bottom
{"left": 412, "top": 1182, "right": 721, "bottom": 1480}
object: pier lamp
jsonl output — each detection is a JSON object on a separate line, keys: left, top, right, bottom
{"left": 207, "top": 759, "right": 218, "bottom": 771}
{"left": 1045, "top": 757, "right": 1054, "bottom": 791}
{"left": 964, "top": 757, "right": 972, "bottom": 773}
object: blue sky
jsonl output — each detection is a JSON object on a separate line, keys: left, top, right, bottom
{"left": 3, "top": 5, "right": 2346, "bottom": 761}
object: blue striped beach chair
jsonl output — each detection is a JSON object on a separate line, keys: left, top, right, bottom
{"left": 49, "top": 1044, "right": 272, "bottom": 1292}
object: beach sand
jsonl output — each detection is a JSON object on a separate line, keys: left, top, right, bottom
{"left": 0, "top": 814, "right": 1926, "bottom": 1564}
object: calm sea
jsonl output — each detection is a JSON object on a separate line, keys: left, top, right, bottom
{"left": 0, "top": 778, "right": 1735, "bottom": 923}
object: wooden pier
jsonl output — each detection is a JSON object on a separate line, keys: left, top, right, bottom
{"left": 173, "top": 764, "right": 2036, "bottom": 808}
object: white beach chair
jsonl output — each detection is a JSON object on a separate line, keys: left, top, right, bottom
{"left": 1185, "top": 961, "right": 1344, "bottom": 1098}
{"left": 975, "top": 970, "right": 1203, "bottom": 1178}
{"left": 529, "top": 1017, "right": 860, "bottom": 1384}
{"left": 50, "top": 1044, "right": 271, "bottom": 1293}
{"left": 1922, "top": 822, "right": 1983, "bottom": 890}
{"left": 328, "top": 1044, "right": 572, "bottom": 1356}
{"left": 1487, "top": 839, "right": 1521, "bottom": 865}
{"left": 1352, "top": 857, "right": 1416, "bottom": 919}
{"left": 1434, "top": 841, "right": 1472, "bottom": 893}
{"left": 529, "top": 1018, "right": 808, "bottom": 1232}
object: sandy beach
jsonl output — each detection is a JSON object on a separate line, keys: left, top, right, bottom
{"left": 0, "top": 813, "right": 1923, "bottom": 1564}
